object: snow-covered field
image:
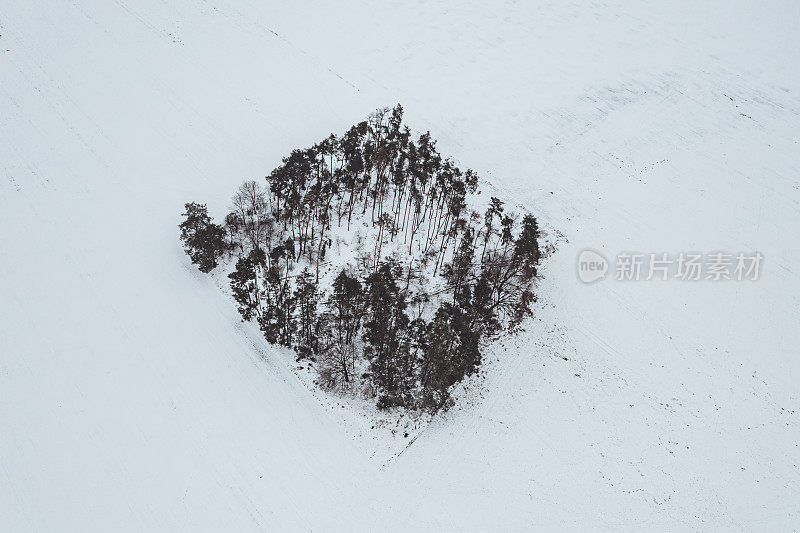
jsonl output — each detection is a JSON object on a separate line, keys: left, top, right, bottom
{"left": 2, "top": 0, "right": 798, "bottom": 530}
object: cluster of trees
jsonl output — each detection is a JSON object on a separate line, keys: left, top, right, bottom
{"left": 179, "top": 105, "right": 541, "bottom": 412}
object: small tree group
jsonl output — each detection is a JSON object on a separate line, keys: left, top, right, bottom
{"left": 179, "top": 105, "right": 543, "bottom": 412}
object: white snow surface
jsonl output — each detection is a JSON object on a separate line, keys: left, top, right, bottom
{"left": 1, "top": 0, "right": 799, "bottom": 530}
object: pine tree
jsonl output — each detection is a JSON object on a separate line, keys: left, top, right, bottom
{"left": 258, "top": 266, "right": 282, "bottom": 344}
{"left": 420, "top": 303, "right": 481, "bottom": 411}
{"left": 319, "top": 270, "right": 364, "bottom": 386}
{"left": 179, "top": 202, "right": 227, "bottom": 273}
{"left": 481, "top": 197, "right": 504, "bottom": 261}
{"left": 514, "top": 214, "right": 541, "bottom": 277}
{"left": 442, "top": 227, "right": 476, "bottom": 308}
{"left": 229, "top": 254, "right": 259, "bottom": 321}
{"left": 258, "top": 266, "right": 295, "bottom": 346}
{"left": 363, "top": 259, "right": 411, "bottom": 407}
{"left": 294, "top": 268, "right": 319, "bottom": 358}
